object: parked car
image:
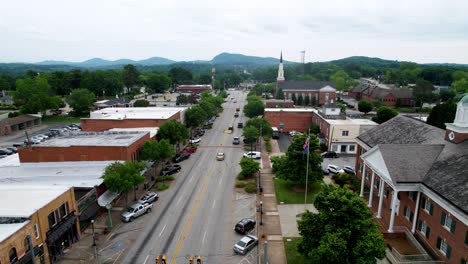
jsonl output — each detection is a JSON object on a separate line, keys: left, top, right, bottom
{"left": 233, "top": 235, "right": 258, "bottom": 255}
{"left": 173, "top": 153, "right": 190, "bottom": 163}
{"left": 195, "top": 129, "right": 205, "bottom": 137}
{"left": 243, "top": 151, "right": 261, "bottom": 159}
{"left": 0, "top": 149, "right": 13, "bottom": 155}
{"left": 327, "top": 164, "right": 340, "bottom": 174}
{"left": 236, "top": 108, "right": 240, "bottom": 112}
{"left": 181, "top": 146, "right": 197, "bottom": 153}
{"left": 322, "top": 167, "right": 330, "bottom": 175}
{"left": 6, "top": 147, "right": 17, "bottom": 153}
{"left": 232, "top": 137, "right": 240, "bottom": 145}
{"left": 342, "top": 165, "right": 356, "bottom": 175}
{"left": 121, "top": 202, "right": 153, "bottom": 222}
{"left": 216, "top": 152, "right": 225, "bottom": 161}
{"left": 234, "top": 218, "right": 256, "bottom": 235}
{"left": 237, "top": 122, "right": 243, "bottom": 128}
{"left": 138, "top": 192, "right": 159, "bottom": 204}
{"left": 12, "top": 143, "right": 24, "bottom": 148}
{"left": 234, "top": 112, "right": 239, "bottom": 117}
{"left": 189, "top": 137, "right": 201, "bottom": 144}
{"left": 289, "top": 131, "right": 303, "bottom": 136}
{"left": 234, "top": 100, "right": 237, "bottom": 103}
{"left": 160, "top": 165, "right": 182, "bottom": 176}
{"left": 321, "top": 151, "right": 338, "bottom": 158}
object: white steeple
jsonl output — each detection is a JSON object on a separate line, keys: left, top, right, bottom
{"left": 445, "top": 94, "right": 468, "bottom": 143}
{"left": 277, "top": 51, "right": 285, "bottom": 82}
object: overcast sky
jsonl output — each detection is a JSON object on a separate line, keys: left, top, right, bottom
{"left": 1, "top": 0, "right": 467, "bottom": 64}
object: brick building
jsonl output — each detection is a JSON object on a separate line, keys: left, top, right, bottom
{"left": 0, "top": 185, "right": 79, "bottom": 264}
{"left": 18, "top": 131, "right": 149, "bottom": 163}
{"left": 278, "top": 81, "right": 337, "bottom": 106}
{"left": 80, "top": 107, "right": 186, "bottom": 132}
{"left": 264, "top": 108, "right": 315, "bottom": 133}
{"left": 0, "top": 115, "right": 41, "bottom": 136}
{"left": 175, "top": 85, "right": 212, "bottom": 93}
{"left": 265, "top": 99, "right": 294, "bottom": 108}
{"left": 349, "top": 80, "right": 413, "bottom": 107}
{"left": 354, "top": 95, "right": 468, "bottom": 263}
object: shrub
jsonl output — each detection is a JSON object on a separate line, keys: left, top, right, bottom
{"left": 235, "top": 181, "right": 246, "bottom": 188}
{"left": 156, "top": 176, "right": 175, "bottom": 182}
{"left": 244, "top": 182, "right": 257, "bottom": 193}
{"left": 265, "top": 141, "right": 272, "bottom": 152}
{"left": 332, "top": 173, "right": 360, "bottom": 192}
{"left": 320, "top": 144, "right": 328, "bottom": 152}
{"left": 157, "top": 184, "right": 169, "bottom": 191}
{"left": 237, "top": 173, "right": 246, "bottom": 180}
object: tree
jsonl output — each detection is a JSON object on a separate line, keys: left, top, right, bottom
{"left": 66, "top": 88, "right": 95, "bottom": 116}
{"left": 102, "top": 161, "right": 146, "bottom": 205}
{"left": 372, "top": 106, "right": 398, "bottom": 124}
{"left": 413, "top": 79, "right": 436, "bottom": 105}
{"left": 45, "top": 71, "right": 72, "bottom": 96}
{"left": 185, "top": 105, "right": 207, "bottom": 134}
{"left": 331, "top": 70, "right": 357, "bottom": 92}
{"left": 297, "top": 94, "right": 304, "bottom": 105}
{"left": 439, "top": 89, "right": 456, "bottom": 102}
{"left": 140, "top": 139, "right": 175, "bottom": 181}
{"left": 427, "top": 101, "right": 457, "bottom": 129}
{"left": 81, "top": 70, "right": 123, "bottom": 97}
{"left": 452, "top": 78, "right": 468, "bottom": 94}
{"left": 291, "top": 93, "right": 297, "bottom": 104}
{"left": 309, "top": 125, "right": 320, "bottom": 135}
{"left": 244, "top": 98, "right": 265, "bottom": 118}
{"left": 157, "top": 120, "right": 189, "bottom": 148}
{"left": 304, "top": 95, "right": 310, "bottom": 106}
{"left": 169, "top": 67, "right": 193, "bottom": 85}
{"left": 271, "top": 134, "right": 323, "bottom": 184}
{"left": 297, "top": 184, "right": 386, "bottom": 263}
{"left": 358, "top": 100, "right": 373, "bottom": 114}
{"left": 176, "top": 94, "right": 189, "bottom": 105}
{"left": 245, "top": 118, "right": 272, "bottom": 138}
{"left": 276, "top": 88, "right": 285, "bottom": 99}
{"left": 122, "top": 64, "right": 140, "bottom": 90}
{"left": 145, "top": 72, "right": 171, "bottom": 93}
{"left": 239, "top": 157, "right": 260, "bottom": 179}
{"left": 311, "top": 96, "right": 317, "bottom": 106}
{"left": 199, "top": 100, "right": 215, "bottom": 118}
{"left": 133, "top": 99, "right": 149, "bottom": 107}
{"left": 243, "top": 126, "right": 259, "bottom": 152}
{"left": 13, "top": 77, "right": 61, "bottom": 114}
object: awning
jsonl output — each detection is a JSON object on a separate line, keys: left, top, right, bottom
{"left": 79, "top": 202, "right": 100, "bottom": 222}
{"left": 46, "top": 214, "right": 77, "bottom": 244}
{"left": 97, "top": 190, "right": 120, "bottom": 207}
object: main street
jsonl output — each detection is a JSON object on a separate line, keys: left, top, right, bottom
{"left": 118, "top": 90, "right": 257, "bottom": 264}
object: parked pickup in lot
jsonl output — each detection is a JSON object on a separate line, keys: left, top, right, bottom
{"left": 121, "top": 202, "right": 152, "bottom": 222}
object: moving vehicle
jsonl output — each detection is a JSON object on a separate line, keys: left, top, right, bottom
{"left": 233, "top": 235, "right": 258, "bottom": 255}
{"left": 121, "top": 202, "right": 153, "bottom": 222}
{"left": 321, "top": 151, "right": 338, "bottom": 158}
{"left": 342, "top": 165, "right": 356, "bottom": 175}
{"left": 172, "top": 153, "right": 190, "bottom": 163}
{"left": 237, "top": 122, "right": 243, "bottom": 128}
{"left": 236, "top": 108, "right": 240, "bottom": 112}
{"left": 243, "top": 151, "right": 261, "bottom": 159}
{"left": 327, "top": 164, "right": 340, "bottom": 174}
{"left": 216, "top": 152, "right": 225, "bottom": 161}
{"left": 232, "top": 137, "right": 240, "bottom": 145}
{"left": 160, "top": 165, "right": 182, "bottom": 176}
{"left": 272, "top": 127, "right": 280, "bottom": 139}
{"left": 234, "top": 218, "right": 256, "bottom": 234}
{"left": 138, "top": 192, "right": 159, "bottom": 204}
{"left": 234, "top": 112, "right": 239, "bottom": 117}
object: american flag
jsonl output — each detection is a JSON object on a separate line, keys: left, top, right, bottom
{"left": 303, "top": 136, "right": 310, "bottom": 154}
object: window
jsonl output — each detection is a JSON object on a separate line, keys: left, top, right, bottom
{"left": 384, "top": 189, "right": 390, "bottom": 198}
{"left": 349, "top": 145, "right": 355, "bottom": 152}
{"left": 408, "top": 192, "right": 416, "bottom": 201}
{"left": 421, "top": 197, "right": 434, "bottom": 215}
{"left": 34, "top": 223, "right": 40, "bottom": 239}
{"left": 374, "top": 178, "right": 379, "bottom": 189}
{"left": 437, "top": 237, "right": 452, "bottom": 259}
{"left": 9, "top": 248, "right": 17, "bottom": 263}
{"left": 465, "top": 230, "right": 468, "bottom": 246}
{"left": 359, "top": 163, "right": 363, "bottom": 172}
{"left": 24, "top": 236, "right": 31, "bottom": 252}
{"left": 342, "top": 130, "right": 349, "bottom": 136}
{"left": 441, "top": 212, "right": 457, "bottom": 233}
{"left": 59, "top": 202, "right": 69, "bottom": 218}
{"left": 48, "top": 212, "right": 57, "bottom": 228}
{"left": 418, "top": 220, "right": 431, "bottom": 238}
{"left": 403, "top": 206, "right": 414, "bottom": 221}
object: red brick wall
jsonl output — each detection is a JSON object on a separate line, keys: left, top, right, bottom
{"left": 382, "top": 94, "right": 397, "bottom": 107}
{"left": 318, "top": 92, "right": 336, "bottom": 105}
{"left": 265, "top": 101, "right": 294, "bottom": 108}
{"left": 81, "top": 112, "right": 180, "bottom": 132}
{"left": 283, "top": 91, "right": 336, "bottom": 106}
{"left": 311, "top": 113, "right": 330, "bottom": 146}
{"left": 18, "top": 134, "right": 149, "bottom": 162}
{"left": 445, "top": 130, "right": 468, "bottom": 144}
{"left": 264, "top": 111, "right": 313, "bottom": 132}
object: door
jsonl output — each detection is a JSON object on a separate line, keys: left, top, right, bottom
{"left": 340, "top": 145, "right": 347, "bottom": 153}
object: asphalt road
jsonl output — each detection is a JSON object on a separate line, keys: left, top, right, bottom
{"left": 120, "top": 90, "right": 258, "bottom": 264}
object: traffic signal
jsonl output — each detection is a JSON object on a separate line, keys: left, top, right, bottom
{"left": 161, "top": 255, "right": 167, "bottom": 264}
{"left": 196, "top": 255, "right": 202, "bottom": 264}
{"left": 155, "top": 256, "right": 160, "bottom": 264}
{"left": 189, "top": 256, "right": 194, "bottom": 264}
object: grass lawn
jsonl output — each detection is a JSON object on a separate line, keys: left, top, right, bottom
{"left": 274, "top": 178, "right": 321, "bottom": 204}
{"left": 42, "top": 115, "right": 81, "bottom": 124}
{"left": 284, "top": 237, "right": 307, "bottom": 264}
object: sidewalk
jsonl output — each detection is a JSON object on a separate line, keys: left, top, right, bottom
{"left": 257, "top": 139, "right": 287, "bottom": 264}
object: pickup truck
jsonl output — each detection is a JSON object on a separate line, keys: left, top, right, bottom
{"left": 121, "top": 202, "right": 152, "bottom": 222}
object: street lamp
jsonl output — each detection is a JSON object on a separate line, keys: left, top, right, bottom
{"left": 91, "top": 219, "right": 96, "bottom": 246}
{"left": 260, "top": 201, "right": 263, "bottom": 225}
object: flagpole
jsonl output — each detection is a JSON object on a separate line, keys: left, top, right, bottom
{"left": 304, "top": 128, "right": 310, "bottom": 211}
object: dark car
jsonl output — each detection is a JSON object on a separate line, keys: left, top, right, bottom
{"left": 6, "top": 147, "right": 17, "bottom": 153}
{"left": 195, "top": 129, "right": 205, "bottom": 137}
{"left": 172, "top": 153, "right": 190, "bottom": 163}
{"left": 237, "top": 122, "right": 243, "bottom": 128}
{"left": 160, "top": 165, "right": 181, "bottom": 176}
{"left": 236, "top": 108, "right": 240, "bottom": 112}
{"left": 235, "top": 218, "right": 256, "bottom": 234}
{"left": 138, "top": 192, "right": 159, "bottom": 204}
{"left": 234, "top": 112, "right": 239, "bottom": 117}
{"left": 12, "top": 143, "right": 24, "bottom": 148}
{"left": 0, "top": 149, "right": 13, "bottom": 155}
{"left": 321, "top": 151, "right": 338, "bottom": 158}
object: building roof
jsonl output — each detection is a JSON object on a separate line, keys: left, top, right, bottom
{"left": 176, "top": 85, "right": 212, "bottom": 90}
{"left": 0, "top": 114, "right": 40, "bottom": 127}
{"left": 38, "top": 131, "right": 148, "bottom": 147}
{"left": 86, "top": 107, "right": 185, "bottom": 120}
{"left": 0, "top": 153, "right": 20, "bottom": 167}
{"left": 265, "top": 108, "right": 317, "bottom": 113}
{"left": 0, "top": 161, "right": 116, "bottom": 188}
{"left": 357, "top": 115, "right": 445, "bottom": 148}
{"left": 108, "top": 127, "right": 158, "bottom": 138}
{"left": 95, "top": 98, "right": 130, "bottom": 107}
{"left": 0, "top": 222, "right": 30, "bottom": 243}
{"left": 278, "top": 81, "right": 336, "bottom": 90}
{"left": 326, "top": 118, "right": 377, "bottom": 125}
{"left": 0, "top": 185, "right": 71, "bottom": 217}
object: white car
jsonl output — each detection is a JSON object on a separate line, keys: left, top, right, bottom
{"left": 327, "top": 165, "right": 340, "bottom": 174}
{"left": 289, "top": 131, "right": 303, "bottom": 136}
{"left": 189, "top": 137, "right": 201, "bottom": 144}
{"left": 243, "top": 151, "right": 261, "bottom": 159}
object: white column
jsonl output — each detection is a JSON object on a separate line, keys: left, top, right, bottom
{"left": 359, "top": 164, "right": 366, "bottom": 197}
{"left": 388, "top": 190, "right": 399, "bottom": 233}
{"left": 376, "top": 180, "right": 385, "bottom": 218}
{"left": 411, "top": 192, "right": 421, "bottom": 233}
{"left": 368, "top": 171, "right": 375, "bottom": 207}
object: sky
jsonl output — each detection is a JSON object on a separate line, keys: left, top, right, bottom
{"left": 1, "top": 0, "right": 468, "bottom": 64}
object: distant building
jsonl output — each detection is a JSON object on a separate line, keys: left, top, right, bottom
{"left": 265, "top": 99, "right": 294, "bottom": 108}
{"left": 94, "top": 98, "right": 130, "bottom": 110}
{"left": 278, "top": 81, "right": 337, "bottom": 106}
{"left": 0, "top": 90, "right": 13, "bottom": 105}
{"left": 80, "top": 107, "right": 186, "bottom": 132}
{"left": 18, "top": 131, "right": 149, "bottom": 163}
{"left": 0, "top": 115, "right": 41, "bottom": 136}
{"left": 349, "top": 79, "right": 414, "bottom": 107}
{"left": 175, "top": 85, "right": 212, "bottom": 93}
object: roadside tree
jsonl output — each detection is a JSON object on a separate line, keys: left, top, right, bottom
{"left": 239, "top": 157, "right": 260, "bottom": 179}
{"left": 66, "top": 88, "right": 95, "bottom": 116}
{"left": 427, "top": 101, "right": 457, "bottom": 129}
{"left": 157, "top": 120, "right": 189, "bottom": 149}
{"left": 358, "top": 100, "right": 373, "bottom": 114}
{"left": 122, "top": 64, "right": 140, "bottom": 91}
{"left": 133, "top": 99, "right": 150, "bottom": 107}
{"left": 102, "top": 161, "right": 146, "bottom": 205}
{"left": 13, "top": 77, "right": 62, "bottom": 114}
{"left": 244, "top": 98, "right": 265, "bottom": 118}
{"left": 297, "top": 184, "right": 386, "bottom": 263}
{"left": 372, "top": 106, "right": 398, "bottom": 124}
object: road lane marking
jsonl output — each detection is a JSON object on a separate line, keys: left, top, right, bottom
{"left": 189, "top": 174, "right": 194, "bottom": 183}
{"left": 169, "top": 170, "right": 211, "bottom": 264}
{"left": 212, "top": 200, "right": 216, "bottom": 209}
{"left": 143, "top": 254, "right": 149, "bottom": 264}
{"left": 158, "top": 224, "right": 166, "bottom": 237}
{"left": 202, "top": 230, "right": 207, "bottom": 243}
{"left": 176, "top": 196, "right": 182, "bottom": 206}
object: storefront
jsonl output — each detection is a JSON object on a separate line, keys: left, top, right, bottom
{"left": 46, "top": 214, "right": 78, "bottom": 263}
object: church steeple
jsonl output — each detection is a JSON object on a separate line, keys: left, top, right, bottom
{"left": 277, "top": 51, "right": 285, "bottom": 82}
{"left": 445, "top": 94, "right": 468, "bottom": 143}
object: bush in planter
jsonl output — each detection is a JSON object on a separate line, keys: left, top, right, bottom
{"left": 235, "top": 181, "right": 246, "bottom": 188}
{"left": 157, "top": 184, "right": 169, "bottom": 191}
{"left": 244, "top": 182, "right": 257, "bottom": 193}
